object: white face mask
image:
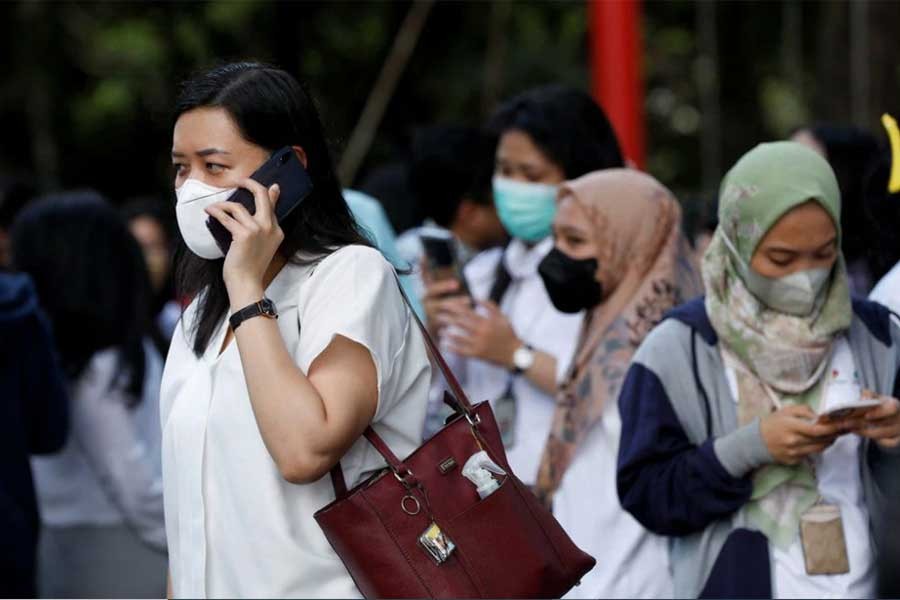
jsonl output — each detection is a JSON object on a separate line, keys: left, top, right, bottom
{"left": 742, "top": 266, "right": 831, "bottom": 317}
{"left": 722, "top": 233, "right": 831, "bottom": 316}
{"left": 174, "top": 179, "right": 236, "bottom": 260}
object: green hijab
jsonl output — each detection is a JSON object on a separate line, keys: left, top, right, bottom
{"left": 702, "top": 141, "right": 852, "bottom": 549}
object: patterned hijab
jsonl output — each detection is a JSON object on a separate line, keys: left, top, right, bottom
{"left": 702, "top": 141, "right": 851, "bottom": 548}
{"left": 535, "top": 169, "right": 701, "bottom": 506}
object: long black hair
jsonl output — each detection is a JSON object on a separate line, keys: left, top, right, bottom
{"left": 487, "top": 84, "right": 625, "bottom": 178}
{"left": 409, "top": 125, "right": 494, "bottom": 227}
{"left": 10, "top": 191, "right": 150, "bottom": 403}
{"left": 174, "top": 62, "right": 371, "bottom": 356}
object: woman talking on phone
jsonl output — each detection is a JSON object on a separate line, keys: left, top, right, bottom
{"left": 162, "top": 62, "right": 430, "bottom": 598}
{"left": 617, "top": 142, "right": 900, "bottom": 598}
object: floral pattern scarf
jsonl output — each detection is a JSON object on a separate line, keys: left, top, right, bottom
{"left": 534, "top": 169, "right": 701, "bottom": 506}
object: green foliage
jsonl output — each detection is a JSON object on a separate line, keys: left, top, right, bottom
{"left": 2, "top": 0, "right": 898, "bottom": 230}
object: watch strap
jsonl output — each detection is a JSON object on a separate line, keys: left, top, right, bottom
{"left": 229, "top": 298, "right": 278, "bottom": 331}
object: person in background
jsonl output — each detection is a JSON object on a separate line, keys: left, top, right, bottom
{"left": 357, "top": 161, "right": 419, "bottom": 235}
{"left": 534, "top": 169, "right": 701, "bottom": 598}
{"left": 398, "top": 126, "right": 508, "bottom": 436}
{"left": 11, "top": 192, "right": 167, "bottom": 598}
{"left": 617, "top": 142, "right": 900, "bottom": 599}
{"left": 343, "top": 188, "right": 424, "bottom": 318}
{"left": 0, "top": 272, "right": 68, "bottom": 598}
{"left": 396, "top": 125, "right": 507, "bottom": 275}
{"left": 424, "top": 84, "right": 624, "bottom": 484}
{"left": 867, "top": 116, "right": 900, "bottom": 315}
{"left": 123, "top": 197, "right": 181, "bottom": 354}
{"left": 877, "top": 462, "right": 900, "bottom": 597}
{"left": 791, "top": 124, "right": 883, "bottom": 295}
{"left": 878, "top": 468, "right": 900, "bottom": 597}
{"left": 0, "top": 176, "right": 36, "bottom": 270}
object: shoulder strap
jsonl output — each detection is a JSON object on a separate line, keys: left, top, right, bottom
{"left": 393, "top": 273, "right": 474, "bottom": 415}
{"left": 488, "top": 245, "right": 513, "bottom": 304}
{"left": 328, "top": 269, "right": 475, "bottom": 500}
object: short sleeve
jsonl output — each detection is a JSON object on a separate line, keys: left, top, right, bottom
{"left": 296, "top": 245, "right": 411, "bottom": 421}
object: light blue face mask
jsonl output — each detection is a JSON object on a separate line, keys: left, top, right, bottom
{"left": 492, "top": 176, "right": 558, "bottom": 242}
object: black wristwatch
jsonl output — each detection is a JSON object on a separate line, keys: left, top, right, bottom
{"left": 229, "top": 298, "right": 278, "bottom": 331}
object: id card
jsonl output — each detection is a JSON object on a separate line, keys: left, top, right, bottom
{"left": 799, "top": 504, "right": 850, "bottom": 575}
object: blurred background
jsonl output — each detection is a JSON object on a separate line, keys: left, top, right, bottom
{"left": 3, "top": 4, "right": 900, "bottom": 597}
{"left": 1, "top": 0, "right": 899, "bottom": 229}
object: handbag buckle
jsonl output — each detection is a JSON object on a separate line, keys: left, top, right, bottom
{"left": 465, "top": 411, "right": 481, "bottom": 427}
{"left": 392, "top": 467, "right": 417, "bottom": 489}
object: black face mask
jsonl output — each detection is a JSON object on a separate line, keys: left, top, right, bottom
{"left": 538, "top": 247, "right": 603, "bottom": 313}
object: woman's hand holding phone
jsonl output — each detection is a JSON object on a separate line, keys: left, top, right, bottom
{"left": 205, "top": 178, "right": 284, "bottom": 309}
{"left": 421, "top": 259, "right": 466, "bottom": 336}
{"left": 847, "top": 392, "right": 900, "bottom": 449}
{"left": 437, "top": 298, "right": 521, "bottom": 369}
{"left": 760, "top": 405, "right": 847, "bottom": 465}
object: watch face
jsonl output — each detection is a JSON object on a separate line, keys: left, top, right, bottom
{"left": 513, "top": 346, "right": 534, "bottom": 371}
{"left": 260, "top": 298, "right": 278, "bottom": 317}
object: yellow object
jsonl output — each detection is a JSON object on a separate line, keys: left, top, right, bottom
{"left": 881, "top": 113, "right": 900, "bottom": 194}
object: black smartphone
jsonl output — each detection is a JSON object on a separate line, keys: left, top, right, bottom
{"left": 421, "top": 233, "right": 471, "bottom": 298}
{"left": 207, "top": 146, "right": 314, "bottom": 254}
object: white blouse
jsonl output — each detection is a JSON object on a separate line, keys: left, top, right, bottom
{"left": 161, "top": 245, "right": 431, "bottom": 598}
{"left": 31, "top": 340, "right": 166, "bottom": 550}
{"left": 554, "top": 398, "right": 672, "bottom": 599}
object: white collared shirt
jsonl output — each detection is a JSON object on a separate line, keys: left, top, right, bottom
{"left": 448, "top": 237, "right": 583, "bottom": 484}
{"left": 161, "top": 245, "right": 430, "bottom": 598}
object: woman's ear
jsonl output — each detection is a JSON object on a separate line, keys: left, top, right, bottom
{"left": 291, "top": 145, "right": 309, "bottom": 170}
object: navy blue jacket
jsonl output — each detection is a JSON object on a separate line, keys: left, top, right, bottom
{"left": 617, "top": 297, "right": 900, "bottom": 598}
{"left": 0, "top": 273, "right": 68, "bottom": 598}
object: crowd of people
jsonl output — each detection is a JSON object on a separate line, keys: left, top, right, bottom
{"left": 1, "top": 59, "right": 899, "bottom": 599}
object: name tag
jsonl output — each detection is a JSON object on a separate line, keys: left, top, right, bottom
{"left": 800, "top": 503, "right": 850, "bottom": 575}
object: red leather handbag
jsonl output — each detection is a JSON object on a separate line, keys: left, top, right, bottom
{"left": 314, "top": 287, "right": 596, "bottom": 598}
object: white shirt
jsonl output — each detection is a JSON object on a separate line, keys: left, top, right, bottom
{"left": 554, "top": 399, "right": 673, "bottom": 599}
{"left": 161, "top": 246, "right": 430, "bottom": 598}
{"left": 869, "top": 261, "right": 900, "bottom": 314}
{"left": 447, "top": 237, "right": 582, "bottom": 484}
{"left": 724, "top": 338, "right": 876, "bottom": 599}
{"left": 31, "top": 340, "right": 166, "bottom": 551}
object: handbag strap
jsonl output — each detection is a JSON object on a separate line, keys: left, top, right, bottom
{"left": 393, "top": 274, "right": 474, "bottom": 416}
{"left": 327, "top": 270, "right": 476, "bottom": 499}
{"left": 330, "top": 464, "right": 348, "bottom": 497}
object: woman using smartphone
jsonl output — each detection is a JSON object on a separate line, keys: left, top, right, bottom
{"left": 162, "top": 62, "right": 430, "bottom": 598}
{"left": 424, "top": 85, "right": 624, "bottom": 485}
{"left": 617, "top": 142, "right": 900, "bottom": 598}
